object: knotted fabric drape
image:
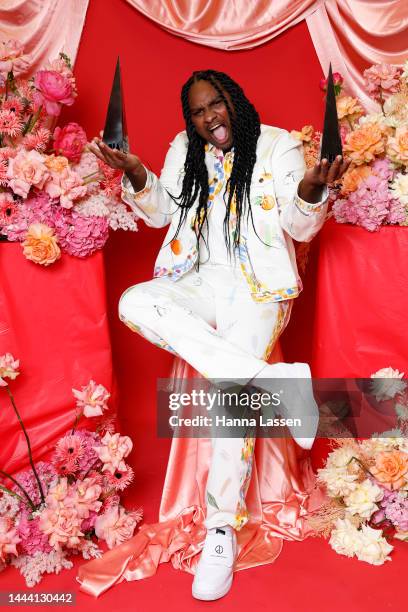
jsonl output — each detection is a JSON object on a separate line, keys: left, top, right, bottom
{"left": 0, "top": 0, "right": 89, "bottom": 72}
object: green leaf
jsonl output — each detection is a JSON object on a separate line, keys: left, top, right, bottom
{"left": 207, "top": 491, "right": 219, "bottom": 509}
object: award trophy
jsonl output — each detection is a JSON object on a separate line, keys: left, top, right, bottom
{"left": 320, "top": 64, "right": 342, "bottom": 163}
{"left": 102, "top": 57, "right": 129, "bottom": 153}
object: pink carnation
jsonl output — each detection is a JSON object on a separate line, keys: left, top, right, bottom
{"left": 39, "top": 504, "right": 83, "bottom": 550}
{"left": 0, "top": 517, "right": 20, "bottom": 561}
{"left": 94, "top": 505, "right": 137, "bottom": 549}
{"left": 7, "top": 149, "right": 49, "bottom": 198}
{"left": 72, "top": 380, "right": 110, "bottom": 418}
{"left": 44, "top": 167, "right": 87, "bottom": 208}
{"left": 94, "top": 432, "right": 133, "bottom": 475}
{"left": 33, "top": 70, "right": 75, "bottom": 116}
{"left": 53, "top": 123, "right": 87, "bottom": 163}
{"left": 364, "top": 63, "right": 403, "bottom": 100}
{"left": 0, "top": 40, "right": 30, "bottom": 77}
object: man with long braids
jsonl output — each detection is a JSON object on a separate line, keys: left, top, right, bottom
{"left": 90, "top": 69, "right": 349, "bottom": 601}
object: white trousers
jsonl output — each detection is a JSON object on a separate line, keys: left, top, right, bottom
{"left": 119, "top": 264, "right": 293, "bottom": 530}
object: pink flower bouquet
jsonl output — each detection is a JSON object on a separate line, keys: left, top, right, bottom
{"left": 292, "top": 59, "right": 408, "bottom": 231}
{"left": 0, "top": 354, "right": 142, "bottom": 587}
{"left": 0, "top": 39, "right": 139, "bottom": 264}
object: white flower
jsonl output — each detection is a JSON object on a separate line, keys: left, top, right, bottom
{"left": 370, "top": 367, "right": 406, "bottom": 401}
{"left": 390, "top": 173, "right": 408, "bottom": 205}
{"left": 326, "top": 446, "right": 356, "bottom": 469}
{"left": 361, "top": 432, "right": 406, "bottom": 453}
{"left": 395, "top": 402, "right": 408, "bottom": 420}
{"left": 318, "top": 465, "right": 359, "bottom": 497}
{"left": 359, "top": 113, "right": 387, "bottom": 127}
{"left": 344, "top": 479, "right": 384, "bottom": 519}
{"left": 329, "top": 518, "right": 361, "bottom": 558}
{"left": 355, "top": 524, "right": 393, "bottom": 565}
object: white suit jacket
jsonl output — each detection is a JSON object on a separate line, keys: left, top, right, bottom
{"left": 122, "top": 124, "right": 328, "bottom": 303}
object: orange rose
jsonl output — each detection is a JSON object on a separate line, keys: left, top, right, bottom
{"left": 341, "top": 165, "right": 372, "bottom": 194}
{"left": 387, "top": 126, "right": 408, "bottom": 166}
{"left": 344, "top": 124, "right": 385, "bottom": 165}
{"left": 22, "top": 223, "right": 61, "bottom": 266}
{"left": 336, "top": 96, "right": 364, "bottom": 122}
{"left": 371, "top": 450, "right": 408, "bottom": 490}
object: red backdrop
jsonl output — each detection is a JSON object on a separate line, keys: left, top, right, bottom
{"left": 62, "top": 0, "right": 325, "bottom": 473}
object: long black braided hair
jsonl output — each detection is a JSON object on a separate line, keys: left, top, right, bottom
{"left": 170, "top": 70, "right": 261, "bottom": 266}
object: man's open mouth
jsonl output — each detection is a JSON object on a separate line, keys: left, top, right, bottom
{"left": 208, "top": 123, "right": 229, "bottom": 144}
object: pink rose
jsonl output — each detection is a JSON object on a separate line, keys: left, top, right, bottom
{"left": 33, "top": 70, "right": 75, "bottom": 116}
{"left": 53, "top": 123, "right": 87, "bottom": 163}
{"left": 94, "top": 505, "right": 137, "bottom": 549}
{"left": 320, "top": 71, "right": 344, "bottom": 94}
{"left": 94, "top": 432, "right": 133, "bottom": 474}
{"left": 0, "top": 352, "right": 19, "bottom": 387}
{"left": 7, "top": 149, "right": 49, "bottom": 198}
{"left": 0, "top": 517, "right": 20, "bottom": 561}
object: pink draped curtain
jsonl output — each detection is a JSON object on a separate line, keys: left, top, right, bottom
{"left": 0, "top": 0, "right": 90, "bottom": 72}
{"left": 125, "top": 0, "right": 408, "bottom": 110}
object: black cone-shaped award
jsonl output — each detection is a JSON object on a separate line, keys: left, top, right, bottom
{"left": 320, "top": 64, "right": 342, "bottom": 163}
{"left": 103, "top": 57, "right": 129, "bottom": 153}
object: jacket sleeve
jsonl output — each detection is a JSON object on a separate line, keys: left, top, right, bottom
{"left": 271, "top": 130, "right": 328, "bottom": 243}
{"left": 120, "top": 131, "right": 187, "bottom": 228}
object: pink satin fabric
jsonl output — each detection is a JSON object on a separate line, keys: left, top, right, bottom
{"left": 78, "top": 347, "right": 326, "bottom": 597}
{"left": 307, "top": 1, "right": 408, "bottom": 112}
{"left": 0, "top": 0, "right": 89, "bottom": 73}
{"left": 124, "top": 0, "right": 317, "bottom": 50}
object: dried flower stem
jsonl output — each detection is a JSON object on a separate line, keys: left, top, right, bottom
{"left": 5, "top": 386, "right": 45, "bottom": 504}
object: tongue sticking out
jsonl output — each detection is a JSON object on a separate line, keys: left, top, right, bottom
{"left": 212, "top": 125, "right": 227, "bottom": 143}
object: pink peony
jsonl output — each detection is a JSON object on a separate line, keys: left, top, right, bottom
{"left": 0, "top": 517, "right": 20, "bottom": 561}
{"left": 33, "top": 70, "right": 75, "bottom": 116}
{"left": 53, "top": 123, "right": 87, "bottom": 163}
{"left": 364, "top": 63, "right": 403, "bottom": 100}
{"left": 0, "top": 39, "right": 30, "bottom": 77}
{"left": 0, "top": 352, "right": 19, "bottom": 387}
{"left": 94, "top": 505, "right": 137, "bottom": 549}
{"left": 7, "top": 149, "right": 49, "bottom": 198}
{"left": 94, "top": 432, "right": 133, "bottom": 475}
{"left": 72, "top": 380, "right": 110, "bottom": 418}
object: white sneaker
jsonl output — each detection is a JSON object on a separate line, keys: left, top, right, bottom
{"left": 253, "top": 362, "right": 319, "bottom": 450}
{"left": 192, "top": 526, "right": 237, "bottom": 601}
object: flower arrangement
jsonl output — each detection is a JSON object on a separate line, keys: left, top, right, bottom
{"left": 309, "top": 367, "right": 408, "bottom": 565}
{"left": 292, "top": 61, "right": 408, "bottom": 231}
{"left": 0, "top": 38, "right": 138, "bottom": 264}
{"left": 0, "top": 353, "right": 142, "bottom": 586}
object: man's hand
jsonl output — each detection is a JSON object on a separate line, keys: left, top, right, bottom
{"left": 298, "top": 155, "right": 350, "bottom": 203}
{"left": 88, "top": 138, "right": 147, "bottom": 192}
